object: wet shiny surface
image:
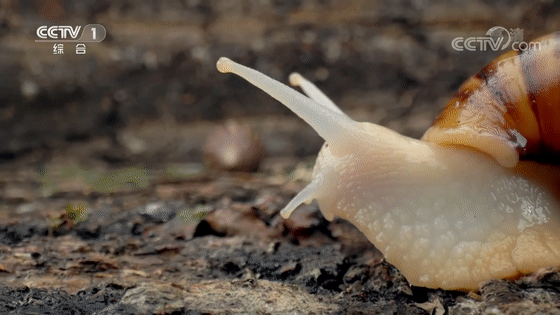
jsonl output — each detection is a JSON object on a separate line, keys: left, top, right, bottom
{"left": 424, "top": 33, "right": 560, "bottom": 165}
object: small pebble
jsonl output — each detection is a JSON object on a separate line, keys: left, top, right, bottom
{"left": 203, "top": 120, "right": 264, "bottom": 172}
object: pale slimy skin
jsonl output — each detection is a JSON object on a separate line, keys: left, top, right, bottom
{"left": 216, "top": 57, "right": 560, "bottom": 291}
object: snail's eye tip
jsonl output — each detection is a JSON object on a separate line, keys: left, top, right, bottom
{"left": 216, "top": 57, "right": 233, "bottom": 73}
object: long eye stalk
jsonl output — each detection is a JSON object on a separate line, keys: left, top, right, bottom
{"left": 216, "top": 57, "right": 361, "bottom": 152}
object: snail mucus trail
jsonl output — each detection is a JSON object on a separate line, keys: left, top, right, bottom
{"left": 215, "top": 33, "right": 560, "bottom": 291}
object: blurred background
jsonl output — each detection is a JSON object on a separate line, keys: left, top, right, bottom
{"left": 0, "top": 0, "right": 558, "bottom": 169}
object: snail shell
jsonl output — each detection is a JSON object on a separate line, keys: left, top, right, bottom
{"left": 424, "top": 33, "right": 560, "bottom": 167}
{"left": 216, "top": 32, "right": 560, "bottom": 290}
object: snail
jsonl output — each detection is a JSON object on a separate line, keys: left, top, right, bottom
{"left": 215, "top": 32, "right": 560, "bottom": 291}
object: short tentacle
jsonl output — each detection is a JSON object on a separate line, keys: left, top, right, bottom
{"left": 280, "top": 178, "right": 321, "bottom": 219}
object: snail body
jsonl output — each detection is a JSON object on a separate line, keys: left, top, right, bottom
{"left": 216, "top": 32, "right": 560, "bottom": 290}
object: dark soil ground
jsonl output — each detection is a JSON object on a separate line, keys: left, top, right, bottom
{"left": 2, "top": 142, "right": 560, "bottom": 314}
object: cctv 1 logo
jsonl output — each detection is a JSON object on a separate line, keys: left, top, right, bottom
{"left": 36, "top": 24, "right": 106, "bottom": 42}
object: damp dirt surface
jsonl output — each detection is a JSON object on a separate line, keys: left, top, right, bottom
{"left": 2, "top": 144, "right": 560, "bottom": 315}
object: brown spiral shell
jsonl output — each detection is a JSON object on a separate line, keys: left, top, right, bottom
{"left": 423, "top": 32, "right": 560, "bottom": 163}
{"left": 422, "top": 33, "right": 560, "bottom": 198}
